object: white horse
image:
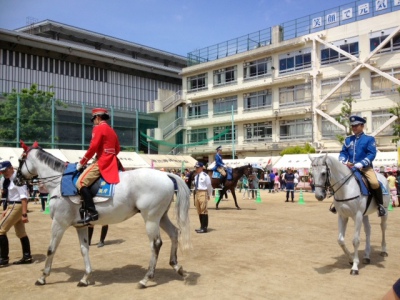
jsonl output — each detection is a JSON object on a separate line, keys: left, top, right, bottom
{"left": 310, "top": 154, "right": 389, "bottom": 275}
{"left": 15, "top": 141, "right": 191, "bottom": 288}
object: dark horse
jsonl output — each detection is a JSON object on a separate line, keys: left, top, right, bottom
{"left": 187, "top": 164, "right": 253, "bottom": 210}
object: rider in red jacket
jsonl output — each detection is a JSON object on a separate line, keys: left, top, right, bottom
{"left": 76, "top": 108, "right": 121, "bottom": 224}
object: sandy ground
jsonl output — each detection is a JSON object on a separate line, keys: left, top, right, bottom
{"left": 1, "top": 189, "right": 399, "bottom": 300}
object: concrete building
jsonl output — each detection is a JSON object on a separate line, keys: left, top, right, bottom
{"left": 0, "top": 20, "right": 186, "bottom": 151}
{"left": 149, "top": 1, "right": 400, "bottom": 163}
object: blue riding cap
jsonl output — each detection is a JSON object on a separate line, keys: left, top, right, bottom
{"left": 0, "top": 160, "right": 12, "bottom": 171}
{"left": 195, "top": 162, "right": 204, "bottom": 168}
{"left": 349, "top": 115, "right": 366, "bottom": 126}
{"left": 216, "top": 146, "right": 222, "bottom": 151}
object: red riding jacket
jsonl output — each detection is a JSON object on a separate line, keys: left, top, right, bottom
{"left": 80, "top": 121, "right": 121, "bottom": 184}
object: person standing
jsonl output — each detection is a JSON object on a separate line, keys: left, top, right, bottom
{"left": 213, "top": 146, "right": 227, "bottom": 187}
{"left": 88, "top": 225, "right": 108, "bottom": 247}
{"left": 0, "top": 161, "right": 32, "bottom": 267}
{"left": 1, "top": 175, "right": 10, "bottom": 211}
{"left": 76, "top": 108, "right": 121, "bottom": 224}
{"left": 242, "top": 175, "right": 250, "bottom": 200}
{"left": 387, "top": 172, "right": 397, "bottom": 208}
{"left": 338, "top": 115, "right": 386, "bottom": 216}
{"left": 269, "top": 171, "right": 275, "bottom": 193}
{"left": 193, "top": 162, "right": 213, "bottom": 234}
{"left": 284, "top": 168, "right": 295, "bottom": 202}
{"left": 38, "top": 181, "right": 49, "bottom": 212}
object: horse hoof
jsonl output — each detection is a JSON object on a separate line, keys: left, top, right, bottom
{"left": 35, "top": 279, "right": 46, "bottom": 286}
{"left": 236, "top": 207, "right": 241, "bottom": 210}
{"left": 176, "top": 266, "right": 184, "bottom": 276}
{"left": 137, "top": 282, "right": 147, "bottom": 289}
{"left": 362, "top": 258, "right": 371, "bottom": 264}
{"left": 350, "top": 270, "right": 359, "bottom": 275}
{"left": 215, "top": 207, "right": 219, "bottom": 210}
{"left": 77, "top": 280, "right": 90, "bottom": 287}
{"left": 380, "top": 252, "right": 388, "bottom": 257}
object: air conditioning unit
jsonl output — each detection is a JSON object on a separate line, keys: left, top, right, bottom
{"left": 321, "top": 104, "right": 327, "bottom": 111}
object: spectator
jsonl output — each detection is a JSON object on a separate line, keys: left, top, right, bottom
{"left": 264, "top": 171, "right": 271, "bottom": 190}
{"left": 88, "top": 225, "right": 108, "bottom": 247}
{"left": 38, "top": 181, "right": 49, "bottom": 212}
{"left": 251, "top": 171, "right": 259, "bottom": 199}
{"left": 387, "top": 172, "right": 397, "bottom": 208}
{"left": 242, "top": 175, "right": 251, "bottom": 200}
{"left": 274, "top": 172, "right": 280, "bottom": 193}
{"left": 293, "top": 170, "right": 300, "bottom": 192}
{"left": 269, "top": 171, "right": 276, "bottom": 193}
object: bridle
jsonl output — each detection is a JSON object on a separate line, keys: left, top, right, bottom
{"left": 313, "top": 162, "right": 358, "bottom": 201}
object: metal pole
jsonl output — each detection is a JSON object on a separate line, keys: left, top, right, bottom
{"left": 111, "top": 106, "right": 114, "bottom": 128}
{"left": 16, "top": 95, "right": 20, "bottom": 147}
{"left": 81, "top": 103, "right": 85, "bottom": 150}
{"left": 231, "top": 105, "right": 235, "bottom": 159}
{"left": 135, "top": 109, "right": 139, "bottom": 152}
{"left": 51, "top": 98, "right": 55, "bottom": 148}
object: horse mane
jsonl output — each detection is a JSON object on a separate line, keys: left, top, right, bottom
{"left": 34, "top": 148, "right": 66, "bottom": 173}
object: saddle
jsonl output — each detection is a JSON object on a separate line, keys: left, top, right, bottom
{"left": 212, "top": 168, "right": 233, "bottom": 180}
{"left": 61, "top": 163, "right": 116, "bottom": 203}
{"left": 352, "top": 168, "right": 388, "bottom": 196}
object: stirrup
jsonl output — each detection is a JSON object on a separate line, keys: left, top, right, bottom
{"left": 378, "top": 205, "right": 386, "bottom": 217}
{"left": 78, "top": 211, "right": 99, "bottom": 224}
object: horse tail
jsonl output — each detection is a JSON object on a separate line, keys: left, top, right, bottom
{"left": 167, "top": 173, "right": 191, "bottom": 250}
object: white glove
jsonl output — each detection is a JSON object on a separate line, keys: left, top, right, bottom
{"left": 339, "top": 159, "right": 346, "bottom": 165}
{"left": 354, "top": 162, "right": 363, "bottom": 169}
{"left": 76, "top": 163, "right": 83, "bottom": 172}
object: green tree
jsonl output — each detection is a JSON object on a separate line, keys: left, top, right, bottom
{"left": 388, "top": 87, "right": 400, "bottom": 144}
{"left": 0, "top": 84, "right": 65, "bottom": 147}
{"left": 280, "top": 143, "right": 315, "bottom": 155}
{"left": 335, "top": 95, "right": 356, "bottom": 144}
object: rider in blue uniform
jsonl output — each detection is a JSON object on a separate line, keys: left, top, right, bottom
{"left": 214, "top": 146, "right": 227, "bottom": 187}
{"left": 335, "top": 115, "right": 386, "bottom": 216}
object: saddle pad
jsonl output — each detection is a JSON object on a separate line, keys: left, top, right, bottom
{"left": 352, "top": 170, "right": 369, "bottom": 196}
{"left": 212, "top": 171, "right": 221, "bottom": 179}
{"left": 61, "top": 163, "right": 115, "bottom": 198}
{"left": 61, "top": 163, "right": 79, "bottom": 196}
{"left": 227, "top": 168, "right": 233, "bottom": 181}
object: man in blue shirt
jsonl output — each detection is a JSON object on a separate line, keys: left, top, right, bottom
{"left": 214, "top": 146, "right": 227, "bottom": 187}
{"left": 336, "top": 115, "right": 385, "bottom": 216}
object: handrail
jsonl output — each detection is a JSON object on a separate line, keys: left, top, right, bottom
{"left": 163, "top": 117, "right": 184, "bottom": 139}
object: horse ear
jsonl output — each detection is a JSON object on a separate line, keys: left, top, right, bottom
{"left": 20, "top": 140, "right": 29, "bottom": 151}
{"left": 32, "top": 141, "right": 39, "bottom": 148}
{"left": 308, "top": 154, "right": 313, "bottom": 162}
{"left": 322, "top": 153, "right": 328, "bottom": 164}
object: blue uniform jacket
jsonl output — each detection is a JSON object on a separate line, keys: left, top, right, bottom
{"left": 338, "top": 132, "right": 377, "bottom": 168}
{"left": 213, "top": 153, "right": 225, "bottom": 171}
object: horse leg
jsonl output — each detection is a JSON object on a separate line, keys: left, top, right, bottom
{"left": 159, "top": 212, "right": 184, "bottom": 276}
{"left": 349, "top": 212, "right": 363, "bottom": 275}
{"left": 231, "top": 188, "right": 241, "bottom": 210}
{"left": 380, "top": 214, "right": 388, "bottom": 257}
{"left": 138, "top": 220, "right": 162, "bottom": 289}
{"left": 362, "top": 216, "right": 371, "bottom": 264}
{"left": 35, "top": 220, "right": 68, "bottom": 285}
{"left": 337, "top": 216, "right": 352, "bottom": 265}
{"left": 76, "top": 226, "right": 94, "bottom": 287}
{"left": 215, "top": 188, "right": 224, "bottom": 210}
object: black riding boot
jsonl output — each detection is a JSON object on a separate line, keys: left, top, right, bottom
{"left": 219, "top": 176, "right": 226, "bottom": 188}
{"left": 98, "top": 225, "right": 108, "bottom": 247}
{"left": 0, "top": 235, "right": 9, "bottom": 267}
{"left": 88, "top": 226, "right": 94, "bottom": 245}
{"left": 78, "top": 187, "right": 99, "bottom": 224}
{"left": 372, "top": 187, "right": 386, "bottom": 217}
{"left": 195, "top": 215, "right": 203, "bottom": 233}
{"left": 13, "top": 236, "right": 32, "bottom": 265}
{"left": 196, "top": 215, "right": 208, "bottom": 234}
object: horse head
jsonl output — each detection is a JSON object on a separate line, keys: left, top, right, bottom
{"left": 309, "top": 154, "right": 329, "bottom": 201}
{"left": 15, "top": 140, "right": 40, "bottom": 186}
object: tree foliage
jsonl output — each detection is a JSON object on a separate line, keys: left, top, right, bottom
{"left": 335, "top": 95, "right": 356, "bottom": 144}
{"left": 0, "top": 84, "right": 65, "bottom": 146}
{"left": 388, "top": 87, "right": 400, "bottom": 144}
{"left": 280, "top": 143, "right": 316, "bottom": 155}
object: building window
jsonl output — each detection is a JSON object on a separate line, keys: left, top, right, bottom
{"left": 279, "top": 49, "right": 311, "bottom": 74}
{"left": 188, "top": 100, "right": 208, "bottom": 119}
{"left": 372, "top": 110, "right": 394, "bottom": 136}
{"left": 243, "top": 90, "right": 272, "bottom": 111}
{"left": 371, "top": 68, "right": 400, "bottom": 95}
{"left": 244, "top": 122, "right": 272, "bottom": 143}
{"left": 213, "top": 66, "right": 237, "bottom": 86}
{"left": 321, "top": 117, "right": 346, "bottom": 139}
{"left": 321, "top": 75, "right": 360, "bottom": 101}
{"left": 213, "top": 96, "right": 237, "bottom": 115}
{"left": 279, "top": 83, "right": 311, "bottom": 108}
{"left": 321, "top": 42, "right": 359, "bottom": 65}
{"left": 370, "top": 31, "right": 400, "bottom": 53}
{"left": 213, "top": 125, "right": 237, "bottom": 144}
{"left": 187, "top": 128, "right": 208, "bottom": 143}
{"left": 279, "top": 119, "right": 312, "bottom": 140}
{"left": 244, "top": 57, "right": 272, "bottom": 80}
{"left": 187, "top": 73, "right": 207, "bottom": 92}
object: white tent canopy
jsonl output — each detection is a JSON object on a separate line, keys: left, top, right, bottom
{"left": 244, "top": 156, "right": 281, "bottom": 168}
{"left": 138, "top": 154, "right": 197, "bottom": 170}
{"left": 0, "top": 147, "right": 21, "bottom": 167}
{"left": 208, "top": 159, "right": 263, "bottom": 170}
{"left": 374, "top": 151, "right": 397, "bottom": 167}
{"left": 272, "top": 153, "right": 339, "bottom": 170}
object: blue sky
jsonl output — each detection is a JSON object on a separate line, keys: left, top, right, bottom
{"left": 0, "top": 0, "right": 355, "bottom": 56}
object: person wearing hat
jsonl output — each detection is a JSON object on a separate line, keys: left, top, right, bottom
{"left": 0, "top": 161, "right": 32, "bottom": 267}
{"left": 336, "top": 115, "right": 386, "bottom": 216}
{"left": 76, "top": 108, "right": 121, "bottom": 224}
{"left": 284, "top": 168, "right": 295, "bottom": 202}
{"left": 193, "top": 162, "right": 213, "bottom": 233}
{"left": 214, "top": 146, "right": 227, "bottom": 188}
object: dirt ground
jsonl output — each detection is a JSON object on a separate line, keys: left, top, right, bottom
{"left": 2, "top": 189, "right": 400, "bottom": 300}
